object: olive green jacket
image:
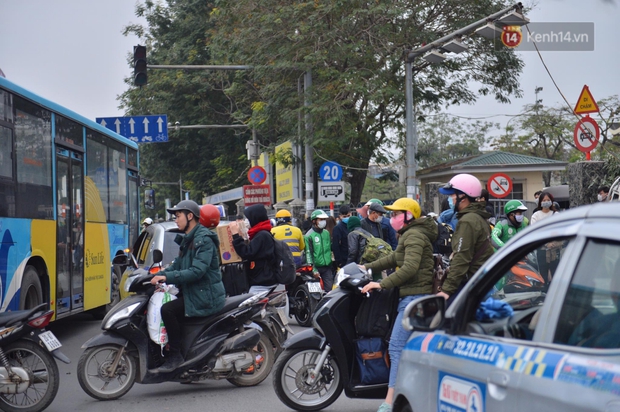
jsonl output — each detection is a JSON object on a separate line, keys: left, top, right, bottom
{"left": 365, "top": 217, "right": 437, "bottom": 297}
{"left": 442, "top": 202, "right": 493, "bottom": 295}
{"left": 162, "top": 224, "right": 226, "bottom": 317}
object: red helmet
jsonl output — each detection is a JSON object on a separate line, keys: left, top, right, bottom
{"left": 200, "top": 204, "right": 220, "bottom": 228}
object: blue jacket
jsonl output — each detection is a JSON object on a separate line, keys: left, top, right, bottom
{"left": 438, "top": 209, "right": 458, "bottom": 231}
{"left": 381, "top": 219, "right": 398, "bottom": 250}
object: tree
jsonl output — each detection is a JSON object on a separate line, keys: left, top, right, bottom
{"left": 415, "top": 114, "right": 498, "bottom": 169}
{"left": 120, "top": 0, "right": 249, "bottom": 217}
{"left": 210, "top": 0, "right": 525, "bottom": 205}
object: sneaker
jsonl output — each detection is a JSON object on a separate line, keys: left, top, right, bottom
{"left": 377, "top": 402, "right": 392, "bottom": 412}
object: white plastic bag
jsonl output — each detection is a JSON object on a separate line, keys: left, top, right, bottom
{"left": 147, "top": 284, "right": 178, "bottom": 348}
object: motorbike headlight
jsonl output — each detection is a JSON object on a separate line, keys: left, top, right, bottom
{"left": 525, "top": 276, "right": 542, "bottom": 286}
{"left": 335, "top": 269, "right": 349, "bottom": 287}
{"left": 104, "top": 302, "right": 142, "bottom": 330}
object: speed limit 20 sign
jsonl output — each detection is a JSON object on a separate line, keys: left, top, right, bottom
{"left": 487, "top": 173, "right": 513, "bottom": 199}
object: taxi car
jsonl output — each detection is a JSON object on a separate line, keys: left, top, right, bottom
{"left": 394, "top": 202, "right": 620, "bottom": 412}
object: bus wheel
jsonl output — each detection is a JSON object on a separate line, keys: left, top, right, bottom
{"left": 20, "top": 266, "right": 43, "bottom": 310}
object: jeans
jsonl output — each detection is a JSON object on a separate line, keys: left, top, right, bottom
{"left": 388, "top": 294, "right": 428, "bottom": 388}
{"left": 317, "top": 266, "right": 334, "bottom": 292}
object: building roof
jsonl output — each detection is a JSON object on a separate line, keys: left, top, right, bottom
{"left": 418, "top": 151, "right": 568, "bottom": 179}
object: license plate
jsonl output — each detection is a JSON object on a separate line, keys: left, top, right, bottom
{"left": 307, "top": 282, "right": 323, "bottom": 294}
{"left": 276, "top": 307, "right": 289, "bottom": 326}
{"left": 39, "top": 331, "right": 62, "bottom": 352}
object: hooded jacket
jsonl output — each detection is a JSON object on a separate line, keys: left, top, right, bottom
{"left": 443, "top": 202, "right": 493, "bottom": 295}
{"left": 232, "top": 204, "right": 277, "bottom": 286}
{"left": 365, "top": 216, "right": 438, "bottom": 297}
{"left": 161, "top": 224, "right": 226, "bottom": 317}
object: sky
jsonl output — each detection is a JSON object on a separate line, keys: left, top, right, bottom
{"left": 0, "top": 0, "right": 618, "bottom": 127}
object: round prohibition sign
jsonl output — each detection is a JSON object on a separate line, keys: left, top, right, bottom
{"left": 487, "top": 173, "right": 513, "bottom": 199}
{"left": 247, "top": 165, "right": 267, "bottom": 185}
{"left": 573, "top": 116, "right": 600, "bottom": 153}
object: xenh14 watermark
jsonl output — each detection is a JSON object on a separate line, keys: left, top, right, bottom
{"left": 499, "top": 23, "right": 594, "bottom": 51}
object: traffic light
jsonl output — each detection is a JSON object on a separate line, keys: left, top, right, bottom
{"left": 133, "top": 45, "right": 147, "bottom": 86}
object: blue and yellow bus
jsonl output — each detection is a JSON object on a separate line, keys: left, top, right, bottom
{"left": 0, "top": 76, "right": 140, "bottom": 318}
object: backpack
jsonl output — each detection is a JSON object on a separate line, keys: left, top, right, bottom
{"left": 354, "top": 287, "right": 400, "bottom": 338}
{"left": 271, "top": 236, "right": 297, "bottom": 285}
{"left": 434, "top": 222, "right": 453, "bottom": 255}
{"left": 357, "top": 231, "right": 393, "bottom": 264}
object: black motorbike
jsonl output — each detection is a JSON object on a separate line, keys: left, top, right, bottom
{"left": 77, "top": 269, "right": 279, "bottom": 400}
{"left": 0, "top": 304, "right": 70, "bottom": 412}
{"left": 288, "top": 264, "right": 324, "bottom": 327}
{"left": 273, "top": 264, "right": 392, "bottom": 411}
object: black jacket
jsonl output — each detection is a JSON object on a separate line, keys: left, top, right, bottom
{"left": 346, "top": 227, "right": 373, "bottom": 264}
{"left": 232, "top": 205, "right": 276, "bottom": 286}
{"left": 332, "top": 220, "right": 349, "bottom": 267}
{"left": 361, "top": 217, "right": 384, "bottom": 240}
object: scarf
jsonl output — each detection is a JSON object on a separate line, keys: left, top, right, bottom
{"left": 247, "top": 220, "right": 272, "bottom": 240}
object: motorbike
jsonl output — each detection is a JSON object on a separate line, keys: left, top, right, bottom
{"left": 0, "top": 304, "right": 70, "bottom": 412}
{"left": 273, "top": 263, "right": 391, "bottom": 411}
{"left": 503, "top": 257, "right": 545, "bottom": 293}
{"left": 77, "top": 269, "right": 279, "bottom": 401}
{"left": 287, "top": 264, "right": 324, "bottom": 327}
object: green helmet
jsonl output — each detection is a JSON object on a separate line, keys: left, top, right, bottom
{"left": 364, "top": 198, "right": 384, "bottom": 206}
{"left": 504, "top": 200, "right": 527, "bottom": 215}
{"left": 311, "top": 210, "right": 329, "bottom": 220}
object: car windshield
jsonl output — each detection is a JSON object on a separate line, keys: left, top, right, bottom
{"left": 162, "top": 231, "right": 181, "bottom": 267}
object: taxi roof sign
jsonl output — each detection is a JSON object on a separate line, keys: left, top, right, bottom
{"left": 573, "top": 85, "right": 599, "bottom": 115}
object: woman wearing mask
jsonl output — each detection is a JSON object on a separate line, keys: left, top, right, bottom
{"left": 437, "top": 196, "right": 458, "bottom": 230}
{"left": 358, "top": 198, "right": 437, "bottom": 412}
{"left": 530, "top": 192, "right": 561, "bottom": 288}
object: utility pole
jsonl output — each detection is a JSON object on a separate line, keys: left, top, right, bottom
{"left": 304, "top": 70, "right": 314, "bottom": 215}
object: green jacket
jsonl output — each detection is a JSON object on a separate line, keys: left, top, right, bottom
{"left": 161, "top": 224, "right": 226, "bottom": 317}
{"left": 491, "top": 217, "right": 529, "bottom": 249}
{"left": 305, "top": 226, "right": 332, "bottom": 269}
{"left": 443, "top": 202, "right": 493, "bottom": 295}
{"left": 365, "top": 216, "right": 437, "bottom": 297}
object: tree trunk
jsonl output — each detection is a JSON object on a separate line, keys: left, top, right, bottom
{"left": 349, "top": 169, "right": 367, "bottom": 206}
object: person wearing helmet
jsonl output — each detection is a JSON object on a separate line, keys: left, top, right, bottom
{"left": 361, "top": 199, "right": 398, "bottom": 251}
{"left": 437, "top": 174, "right": 493, "bottom": 302}
{"left": 305, "top": 209, "right": 334, "bottom": 291}
{"left": 142, "top": 217, "right": 153, "bottom": 231}
{"left": 359, "top": 197, "right": 438, "bottom": 412}
{"left": 199, "top": 204, "right": 221, "bottom": 229}
{"left": 491, "top": 200, "right": 529, "bottom": 249}
{"left": 228, "top": 204, "right": 278, "bottom": 293}
{"left": 149, "top": 200, "right": 226, "bottom": 373}
{"left": 271, "top": 209, "right": 305, "bottom": 266}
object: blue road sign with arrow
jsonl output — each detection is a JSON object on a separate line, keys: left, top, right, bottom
{"left": 95, "top": 115, "right": 168, "bottom": 143}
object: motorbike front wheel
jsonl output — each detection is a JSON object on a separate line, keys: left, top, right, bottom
{"left": 77, "top": 344, "right": 136, "bottom": 400}
{"left": 0, "top": 340, "right": 60, "bottom": 412}
{"left": 227, "top": 332, "right": 274, "bottom": 387}
{"left": 273, "top": 348, "right": 343, "bottom": 411}
{"left": 293, "top": 284, "right": 318, "bottom": 327}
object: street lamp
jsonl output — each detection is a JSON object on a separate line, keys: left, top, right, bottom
{"left": 404, "top": 2, "right": 527, "bottom": 201}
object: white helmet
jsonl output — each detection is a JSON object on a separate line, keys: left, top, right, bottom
{"left": 142, "top": 217, "right": 153, "bottom": 225}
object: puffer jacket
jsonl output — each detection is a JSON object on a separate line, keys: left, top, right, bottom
{"left": 442, "top": 202, "right": 493, "bottom": 295}
{"left": 365, "top": 216, "right": 438, "bottom": 297}
{"left": 161, "top": 224, "right": 226, "bottom": 317}
{"left": 346, "top": 227, "right": 373, "bottom": 265}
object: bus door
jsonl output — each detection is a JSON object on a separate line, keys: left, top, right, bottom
{"left": 56, "top": 147, "right": 84, "bottom": 314}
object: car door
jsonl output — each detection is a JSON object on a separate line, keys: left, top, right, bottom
{"left": 516, "top": 221, "right": 620, "bottom": 411}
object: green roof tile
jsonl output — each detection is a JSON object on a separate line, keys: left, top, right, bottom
{"left": 459, "top": 151, "right": 565, "bottom": 166}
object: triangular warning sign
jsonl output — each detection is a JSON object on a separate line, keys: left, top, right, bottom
{"left": 574, "top": 85, "right": 599, "bottom": 115}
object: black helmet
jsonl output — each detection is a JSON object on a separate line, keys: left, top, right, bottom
{"left": 167, "top": 200, "right": 201, "bottom": 220}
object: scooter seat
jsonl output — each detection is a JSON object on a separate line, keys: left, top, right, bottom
{"left": 182, "top": 293, "right": 255, "bottom": 326}
{"left": 0, "top": 304, "right": 47, "bottom": 328}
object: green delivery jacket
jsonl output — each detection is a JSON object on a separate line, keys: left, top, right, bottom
{"left": 305, "top": 226, "right": 332, "bottom": 269}
{"left": 491, "top": 217, "right": 529, "bottom": 249}
{"left": 442, "top": 202, "right": 493, "bottom": 296}
{"left": 161, "top": 224, "right": 226, "bottom": 317}
{"left": 365, "top": 216, "right": 438, "bottom": 298}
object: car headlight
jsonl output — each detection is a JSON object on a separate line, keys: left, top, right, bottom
{"left": 104, "top": 302, "right": 142, "bottom": 330}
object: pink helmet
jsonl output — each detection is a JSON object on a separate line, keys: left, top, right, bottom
{"left": 439, "top": 174, "right": 482, "bottom": 198}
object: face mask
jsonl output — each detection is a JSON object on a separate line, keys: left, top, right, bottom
{"left": 541, "top": 201, "right": 552, "bottom": 209}
{"left": 243, "top": 218, "right": 251, "bottom": 228}
{"left": 598, "top": 194, "right": 606, "bottom": 202}
{"left": 390, "top": 213, "right": 405, "bottom": 231}
{"left": 317, "top": 220, "right": 327, "bottom": 229}
{"left": 448, "top": 196, "right": 455, "bottom": 210}
{"left": 375, "top": 215, "right": 383, "bottom": 224}
{"left": 341, "top": 217, "right": 349, "bottom": 224}
{"left": 515, "top": 215, "right": 524, "bottom": 223}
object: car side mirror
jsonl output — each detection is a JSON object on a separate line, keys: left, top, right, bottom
{"left": 153, "top": 249, "right": 163, "bottom": 264}
{"left": 402, "top": 296, "right": 446, "bottom": 332}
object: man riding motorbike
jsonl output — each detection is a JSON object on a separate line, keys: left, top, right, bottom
{"left": 491, "top": 200, "right": 529, "bottom": 249}
{"left": 149, "top": 200, "right": 226, "bottom": 373}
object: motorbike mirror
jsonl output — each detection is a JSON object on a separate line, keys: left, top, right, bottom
{"left": 402, "top": 296, "right": 446, "bottom": 332}
{"left": 153, "top": 249, "right": 163, "bottom": 264}
{"left": 112, "top": 254, "right": 129, "bottom": 266}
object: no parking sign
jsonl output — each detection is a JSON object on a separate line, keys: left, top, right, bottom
{"left": 487, "top": 173, "right": 513, "bottom": 199}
